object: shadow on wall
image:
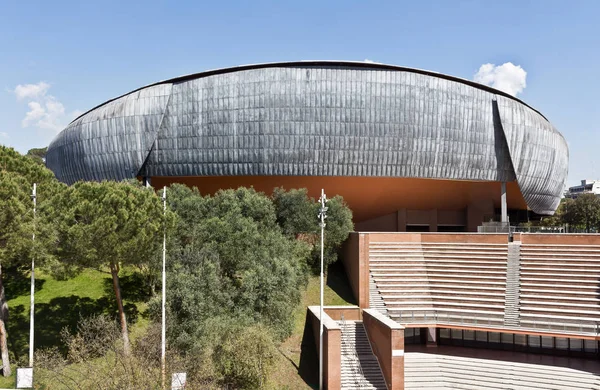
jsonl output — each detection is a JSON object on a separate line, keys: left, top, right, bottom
{"left": 326, "top": 261, "right": 357, "bottom": 306}
{"left": 298, "top": 315, "right": 319, "bottom": 389}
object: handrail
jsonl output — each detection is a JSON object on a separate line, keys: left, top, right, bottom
{"left": 340, "top": 314, "right": 366, "bottom": 388}
{"left": 395, "top": 310, "right": 600, "bottom": 336}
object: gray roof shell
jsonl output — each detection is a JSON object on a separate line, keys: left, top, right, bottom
{"left": 46, "top": 61, "right": 568, "bottom": 215}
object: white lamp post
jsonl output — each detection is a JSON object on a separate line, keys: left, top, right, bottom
{"left": 318, "top": 189, "right": 328, "bottom": 390}
{"left": 29, "top": 183, "right": 36, "bottom": 368}
{"left": 161, "top": 186, "right": 167, "bottom": 389}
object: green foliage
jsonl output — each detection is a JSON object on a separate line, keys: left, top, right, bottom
{"left": 25, "top": 147, "right": 48, "bottom": 166}
{"left": 272, "top": 188, "right": 354, "bottom": 271}
{"left": 272, "top": 188, "right": 318, "bottom": 237}
{"left": 0, "top": 146, "right": 63, "bottom": 269}
{"left": 541, "top": 195, "right": 600, "bottom": 232}
{"left": 35, "top": 315, "right": 162, "bottom": 390}
{"left": 162, "top": 187, "right": 310, "bottom": 343}
{"left": 46, "top": 180, "right": 170, "bottom": 276}
{"left": 214, "top": 324, "right": 277, "bottom": 389}
{"left": 566, "top": 194, "right": 600, "bottom": 232}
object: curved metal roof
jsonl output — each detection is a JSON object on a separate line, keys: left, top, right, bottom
{"left": 48, "top": 61, "right": 569, "bottom": 215}
{"left": 71, "top": 60, "right": 548, "bottom": 123}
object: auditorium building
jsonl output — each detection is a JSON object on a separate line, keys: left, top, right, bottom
{"left": 46, "top": 62, "right": 600, "bottom": 389}
{"left": 45, "top": 61, "right": 568, "bottom": 231}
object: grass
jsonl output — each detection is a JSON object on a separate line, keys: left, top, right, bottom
{"left": 0, "top": 266, "right": 151, "bottom": 388}
{"left": 268, "top": 261, "right": 356, "bottom": 389}
{"left": 0, "top": 261, "right": 356, "bottom": 389}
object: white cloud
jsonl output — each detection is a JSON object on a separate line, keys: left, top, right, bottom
{"left": 0, "top": 132, "right": 8, "bottom": 139}
{"left": 13, "top": 81, "right": 80, "bottom": 133}
{"left": 364, "top": 58, "right": 376, "bottom": 63}
{"left": 14, "top": 81, "right": 50, "bottom": 100}
{"left": 473, "top": 62, "right": 527, "bottom": 96}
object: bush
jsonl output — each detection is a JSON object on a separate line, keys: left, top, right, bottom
{"left": 272, "top": 188, "right": 354, "bottom": 271}
{"left": 213, "top": 324, "right": 277, "bottom": 389}
{"left": 35, "top": 315, "right": 161, "bottom": 390}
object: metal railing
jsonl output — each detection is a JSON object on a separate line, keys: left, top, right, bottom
{"left": 394, "top": 310, "right": 600, "bottom": 336}
{"left": 340, "top": 314, "right": 366, "bottom": 388}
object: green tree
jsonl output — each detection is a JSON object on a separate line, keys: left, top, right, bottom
{"left": 25, "top": 147, "right": 48, "bottom": 166}
{"left": 0, "top": 146, "right": 62, "bottom": 376}
{"left": 47, "top": 180, "right": 169, "bottom": 354}
{"left": 569, "top": 194, "right": 600, "bottom": 232}
{"left": 272, "top": 188, "right": 354, "bottom": 271}
{"left": 272, "top": 188, "right": 318, "bottom": 237}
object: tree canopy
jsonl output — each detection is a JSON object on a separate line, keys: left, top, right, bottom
{"left": 45, "top": 180, "right": 172, "bottom": 353}
{"left": 541, "top": 194, "right": 600, "bottom": 232}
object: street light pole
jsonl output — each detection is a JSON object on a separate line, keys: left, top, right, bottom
{"left": 29, "top": 183, "right": 36, "bottom": 368}
{"left": 161, "top": 186, "right": 167, "bottom": 390}
{"left": 318, "top": 189, "right": 328, "bottom": 390}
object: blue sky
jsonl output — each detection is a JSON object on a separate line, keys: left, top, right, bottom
{"left": 0, "top": 0, "right": 598, "bottom": 186}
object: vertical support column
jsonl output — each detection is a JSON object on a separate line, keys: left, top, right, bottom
{"left": 501, "top": 182, "right": 508, "bottom": 224}
{"left": 426, "top": 327, "right": 437, "bottom": 347}
{"left": 428, "top": 209, "right": 438, "bottom": 232}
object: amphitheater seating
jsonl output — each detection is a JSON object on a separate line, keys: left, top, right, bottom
{"left": 519, "top": 243, "right": 600, "bottom": 335}
{"left": 369, "top": 241, "right": 509, "bottom": 327}
{"left": 368, "top": 236, "right": 600, "bottom": 337}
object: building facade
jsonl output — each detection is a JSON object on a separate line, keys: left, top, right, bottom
{"left": 45, "top": 61, "right": 569, "bottom": 231}
{"left": 565, "top": 179, "right": 600, "bottom": 199}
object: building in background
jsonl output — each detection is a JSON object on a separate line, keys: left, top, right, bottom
{"left": 565, "top": 179, "right": 600, "bottom": 199}
{"left": 45, "top": 61, "right": 569, "bottom": 232}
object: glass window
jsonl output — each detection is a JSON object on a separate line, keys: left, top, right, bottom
{"left": 439, "top": 328, "right": 450, "bottom": 339}
{"left": 570, "top": 339, "right": 583, "bottom": 351}
{"left": 476, "top": 331, "right": 488, "bottom": 342}
{"left": 515, "top": 334, "right": 527, "bottom": 346}
{"left": 463, "top": 330, "right": 475, "bottom": 341}
{"left": 584, "top": 340, "right": 597, "bottom": 353}
{"left": 556, "top": 338, "right": 569, "bottom": 350}
{"left": 489, "top": 332, "right": 501, "bottom": 345}
{"left": 541, "top": 336, "right": 554, "bottom": 349}
{"left": 501, "top": 333, "right": 513, "bottom": 345}
{"left": 451, "top": 329, "right": 462, "bottom": 340}
{"left": 528, "top": 335, "right": 541, "bottom": 348}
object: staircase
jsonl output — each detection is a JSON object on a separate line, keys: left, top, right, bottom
{"left": 504, "top": 241, "right": 521, "bottom": 327}
{"left": 339, "top": 320, "right": 387, "bottom": 390}
{"left": 369, "top": 274, "right": 388, "bottom": 316}
{"left": 405, "top": 348, "right": 600, "bottom": 390}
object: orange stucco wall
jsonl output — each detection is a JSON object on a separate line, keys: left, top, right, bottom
{"left": 149, "top": 175, "right": 527, "bottom": 223}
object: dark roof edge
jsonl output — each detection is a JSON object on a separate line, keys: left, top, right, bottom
{"left": 70, "top": 60, "right": 548, "bottom": 124}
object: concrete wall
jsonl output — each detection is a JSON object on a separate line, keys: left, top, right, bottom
{"left": 324, "top": 306, "right": 361, "bottom": 321}
{"left": 520, "top": 233, "right": 600, "bottom": 245}
{"left": 307, "top": 306, "right": 341, "bottom": 390}
{"left": 363, "top": 309, "right": 405, "bottom": 390}
{"left": 367, "top": 232, "right": 508, "bottom": 244}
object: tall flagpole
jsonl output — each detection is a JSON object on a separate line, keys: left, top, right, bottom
{"left": 29, "top": 183, "right": 36, "bottom": 368}
{"left": 318, "top": 189, "right": 327, "bottom": 390}
{"left": 161, "top": 186, "right": 167, "bottom": 390}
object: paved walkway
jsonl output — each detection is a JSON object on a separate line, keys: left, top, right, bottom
{"left": 405, "top": 345, "right": 600, "bottom": 390}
